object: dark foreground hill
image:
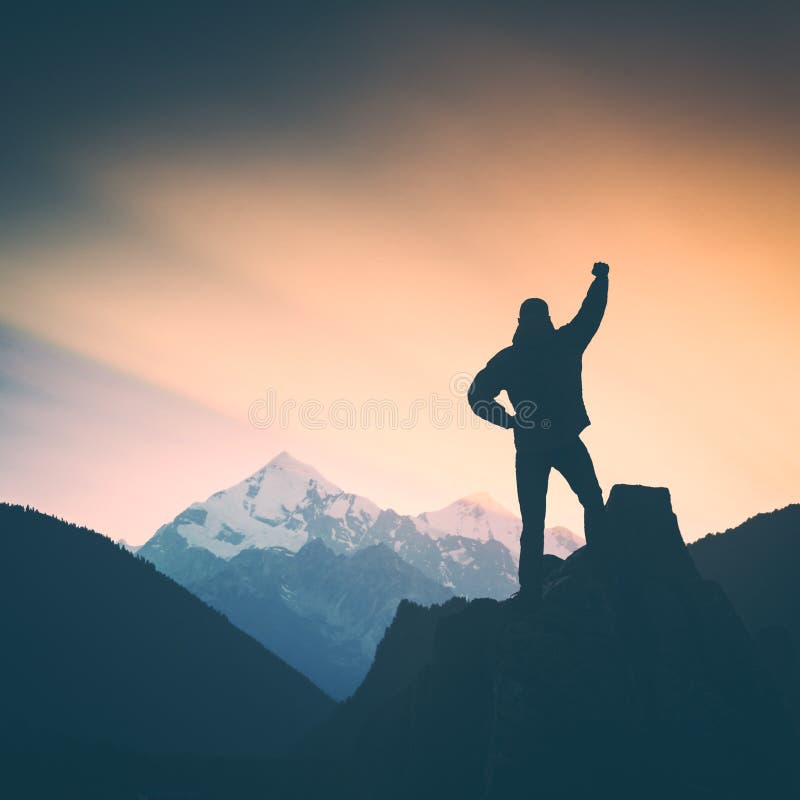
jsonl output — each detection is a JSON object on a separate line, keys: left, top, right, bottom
{"left": 0, "top": 504, "right": 333, "bottom": 763}
{"left": 689, "top": 504, "right": 800, "bottom": 726}
{"left": 309, "top": 485, "right": 797, "bottom": 799}
{"left": 3, "top": 494, "right": 797, "bottom": 799}
{"left": 689, "top": 503, "right": 799, "bottom": 646}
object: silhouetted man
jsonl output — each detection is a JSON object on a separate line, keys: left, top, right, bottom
{"left": 468, "top": 262, "right": 609, "bottom": 602}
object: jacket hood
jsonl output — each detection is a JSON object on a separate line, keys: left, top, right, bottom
{"left": 512, "top": 317, "right": 555, "bottom": 348}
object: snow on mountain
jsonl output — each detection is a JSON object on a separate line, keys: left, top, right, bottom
{"left": 140, "top": 451, "right": 582, "bottom": 598}
{"left": 415, "top": 492, "right": 583, "bottom": 561}
{"left": 416, "top": 493, "right": 523, "bottom": 558}
{"left": 138, "top": 452, "right": 585, "bottom": 697}
{"left": 544, "top": 525, "right": 586, "bottom": 559}
{"left": 146, "top": 451, "right": 381, "bottom": 560}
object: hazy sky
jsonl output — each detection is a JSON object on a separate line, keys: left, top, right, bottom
{"left": 2, "top": 2, "right": 798, "bottom": 543}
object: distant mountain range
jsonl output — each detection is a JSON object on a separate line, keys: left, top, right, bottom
{"left": 0, "top": 504, "right": 332, "bottom": 759}
{"left": 138, "top": 451, "right": 582, "bottom": 697}
{"left": 139, "top": 451, "right": 581, "bottom": 592}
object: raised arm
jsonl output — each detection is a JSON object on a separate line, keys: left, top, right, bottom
{"left": 468, "top": 352, "right": 514, "bottom": 430}
{"left": 561, "top": 262, "right": 609, "bottom": 351}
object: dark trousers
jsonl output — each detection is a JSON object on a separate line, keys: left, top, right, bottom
{"left": 515, "top": 436, "right": 603, "bottom": 590}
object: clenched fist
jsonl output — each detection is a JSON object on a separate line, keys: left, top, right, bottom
{"left": 592, "top": 261, "right": 610, "bottom": 277}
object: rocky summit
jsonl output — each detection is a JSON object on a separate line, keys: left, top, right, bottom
{"left": 312, "top": 485, "right": 796, "bottom": 799}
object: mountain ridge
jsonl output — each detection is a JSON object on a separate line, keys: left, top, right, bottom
{"left": 139, "top": 450, "right": 580, "bottom": 596}
{"left": 138, "top": 451, "right": 564, "bottom": 697}
{"left": 0, "top": 503, "right": 333, "bottom": 758}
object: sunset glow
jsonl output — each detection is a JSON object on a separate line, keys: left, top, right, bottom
{"left": 2, "top": 7, "right": 798, "bottom": 543}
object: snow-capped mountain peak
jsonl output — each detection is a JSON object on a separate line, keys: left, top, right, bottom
{"left": 140, "top": 451, "right": 582, "bottom": 596}
{"left": 263, "top": 450, "right": 332, "bottom": 482}
{"left": 415, "top": 493, "right": 523, "bottom": 556}
{"left": 230, "top": 451, "right": 343, "bottom": 523}
{"left": 414, "top": 492, "right": 584, "bottom": 560}
{"left": 147, "top": 451, "right": 381, "bottom": 560}
{"left": 460, "top": 491, "right": 516, "bottom": 513}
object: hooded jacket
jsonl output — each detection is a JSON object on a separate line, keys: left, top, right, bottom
{"left": 468, "top": 275, "right": 608, "bottom": 450}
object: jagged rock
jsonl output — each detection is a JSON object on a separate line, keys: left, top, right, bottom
{"left": 316, "top": 485, "right": 796, "bottom": 799}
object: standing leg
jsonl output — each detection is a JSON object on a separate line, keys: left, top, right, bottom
{"left": 515, "top": 448, "right": 551, "bottom": 594}
{"left": 550, "top": 437, "right": 604, "bottom": 549}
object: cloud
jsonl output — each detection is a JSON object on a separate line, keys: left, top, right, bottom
{"left": 2, "top": 2, "right": 798, "bottom": 542}
{"left": 3, "top": 2, "right": 798, "bottom": 239}
{"left": 0, "top": 323, "right": 288, "bottom": 542}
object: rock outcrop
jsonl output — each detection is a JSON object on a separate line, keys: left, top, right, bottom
{"left": 314, "top": 485, "right": 796, "bottom": 799}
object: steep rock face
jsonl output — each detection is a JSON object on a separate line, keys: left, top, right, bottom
{"left": 366, "top": 507, "right": 519, "bottom": 598}
{"left": 317, "top": 485, "right": 795, "bottom": 799}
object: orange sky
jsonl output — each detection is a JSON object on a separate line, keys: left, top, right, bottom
{"left": 1, "top": 13, "right": 798, "bottom": 543}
